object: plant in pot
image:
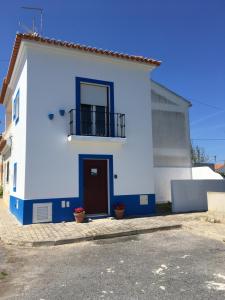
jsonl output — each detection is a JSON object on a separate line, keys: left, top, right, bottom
{"left": 74, "top": 207, "right": 85, "bottom": 223}
{"left": 114, "top": 203, "right": 125, "bottom": 219}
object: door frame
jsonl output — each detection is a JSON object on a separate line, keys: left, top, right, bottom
{"left": 79, "top": 154, "right": 114, "bottom": 216}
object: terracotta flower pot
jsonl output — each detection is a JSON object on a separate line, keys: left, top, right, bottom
{"left": 114, "top": 209, "right": 125, "bottom": 219}
{"left": 74, "top": 212, "right": 85, "bottom": 223}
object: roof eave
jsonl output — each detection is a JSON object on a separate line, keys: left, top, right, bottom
{"left": 0, "top": 33, "right": 161, "bottom": 104}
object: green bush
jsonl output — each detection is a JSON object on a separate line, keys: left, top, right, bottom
{"left": 0, "top": 186, "right": 3, "bottom": 197}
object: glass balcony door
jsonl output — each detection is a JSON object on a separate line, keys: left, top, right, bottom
{"left": 81, "top": 104, "right": 108, "bottom": 136}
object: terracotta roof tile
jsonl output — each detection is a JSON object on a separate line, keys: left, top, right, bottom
{"left": 0, "top": 33, "right": 161, "bottom": 103}
{"left": 215, "top": 163, "right": 225, "bottom": 170}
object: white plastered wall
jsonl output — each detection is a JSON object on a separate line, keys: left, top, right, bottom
{"left": 6, "top": 55, "right": 28, "bottom": 200}
{"left": 24, "top": 42, "right": 155, "bottom": 200}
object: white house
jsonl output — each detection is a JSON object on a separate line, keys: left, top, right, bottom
{"left": 0, "top": 33, "right": 163, "bottom": 224}
{"left": 0, "top": 33, "right": 193, "bottom": 224}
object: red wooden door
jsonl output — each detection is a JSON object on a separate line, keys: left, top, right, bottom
{"left": 83, "top": 159, "right": 108, "bottom": 214}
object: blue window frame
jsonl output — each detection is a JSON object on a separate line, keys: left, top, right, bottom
{"left": 13, "top": 90, "right": 20, "bottom": 124}
{"left": 13, "top": 163, "right": 17, "bottom": 192}
{"left": 76, "top": 77, "right": 115, "bottom": 137}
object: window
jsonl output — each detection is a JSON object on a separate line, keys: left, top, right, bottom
{"left": 13, "top": 163, "right": 17, "bottom": 192}
{"left": 13, "top": 90, "right": 20, "bottom": 124}
{"left": 76, "top": 78, "right": 115, "bottom": 137}
{"left": 6, "top": 161, "right": 9, "bottom": 183}
{"left": 80, "top": 83, "right": 109, "bottom": 136}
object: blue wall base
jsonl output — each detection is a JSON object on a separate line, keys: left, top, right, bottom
{"left": 10, "top": 194, "right": 155, "bottom": 225}
{"left": 113, "top": 194, "right": 155, "bottom": 217}
{"left": 10, "top": 196, "right": 82, "bottom": 225}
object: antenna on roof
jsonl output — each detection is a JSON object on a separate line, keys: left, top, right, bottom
{"left": 19, "top": 6, "right": 43, "bottom": 36}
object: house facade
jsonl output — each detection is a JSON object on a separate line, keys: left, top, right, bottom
{"left": 0, "top": 33, "right": 161, "bottom": 224}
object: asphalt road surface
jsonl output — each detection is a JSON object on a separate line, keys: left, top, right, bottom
{"left": 1, "top": 229, "right": 225, "bottom": 299}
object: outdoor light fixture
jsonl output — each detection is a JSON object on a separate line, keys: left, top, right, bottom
{"left": 48, "top": 113, "right": 54, "bottom": 120}
{"left": 59, "top": 109, "right": 65, "bottom": 116}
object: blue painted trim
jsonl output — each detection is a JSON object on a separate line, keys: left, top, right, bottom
{"left": 113, "top": 194, "right": 156, "bottom": 217}
{"left": 13, "top": 89, "right": 20, "bottom": 125}
{"left": 10, "top": 196, "right": 82, "bottom": 225}
{"left": 79, "top": 154, "right": 114, "bottom": 215}
{"left": 9, "top": 193, "right": 156, "bottom": 225}
{"left": 10, "top": 196, "right": 24, "bottom": 224}
{"left": 13, "top": 163, "right": 17, "bottom": 192}
{"left": 75, "top": 77, "right": 115, "bottom": 136}
{"left": 13, "top": 98, "right": 16, "bottom": 121}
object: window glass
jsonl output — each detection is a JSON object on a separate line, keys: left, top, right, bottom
{"left": 81, "top": 104, "right": 92, "bottom": 135}
{"left": 96, "top": 106, "right": 107, "bottom": 136}
{"left": 13, "top": 163, "right": 17, "bottom": 192}
{"left": 13, "top": 90, "right": 19, "bottom": 124}
{"left": 6, "top": 161, "right": 9, "bottom": 183}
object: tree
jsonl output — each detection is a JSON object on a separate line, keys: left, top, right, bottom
{"left": 191, "top": 145, "right": 209, "bottom": 164}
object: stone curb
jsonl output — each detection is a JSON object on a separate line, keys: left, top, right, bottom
{"left": 3, "top": 223, "right": 182, "bottom": 247}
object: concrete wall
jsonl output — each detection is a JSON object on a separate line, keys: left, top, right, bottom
{"left": 207, "top": 192, "right": 225, "bottom": 213}
{"left": 23, "top": 42, "right": 155, "bottom": 200}
{"left": 172, "top": 180, "right": 225, "bottom": 213}
{"left": 154, "top": 167, "right": 192, "bottom": 203}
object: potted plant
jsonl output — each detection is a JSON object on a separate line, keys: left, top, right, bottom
{"left": 114, "top": 203, "right": 125, "bottom": 219}
{"left": 74, "top": 207, "right": 85, "bottom": 223}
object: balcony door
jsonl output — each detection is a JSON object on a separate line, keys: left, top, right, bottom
{"left": 80, "top": 104, "right": 108, "bottom": 136}
{"left": 80, "top": 83, "right": 109, "bottom": 136}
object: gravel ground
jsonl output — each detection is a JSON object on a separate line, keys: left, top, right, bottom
{"left": 1, "top": 229, "right": 225, "bottom": 299}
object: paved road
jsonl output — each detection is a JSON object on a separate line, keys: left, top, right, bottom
{"left": 1, "top": 230, "right": 225, "bottom": 299}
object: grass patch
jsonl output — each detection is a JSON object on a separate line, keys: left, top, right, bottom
{"left": 0, "top": 271, "right": 8, "bottom": 280}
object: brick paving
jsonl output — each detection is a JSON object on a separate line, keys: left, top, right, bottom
{"left": 1, "top": 199, "right": 224, "bottom": 247}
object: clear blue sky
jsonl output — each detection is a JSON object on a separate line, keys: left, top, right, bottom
{"left": 0, "top": 0, "right": 225, "bottom": 162}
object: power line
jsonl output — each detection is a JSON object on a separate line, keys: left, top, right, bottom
{"left": 190, "top": 99, "right": 225, "bottom": 111}
{"left": 192, "top": 138, "right": 225, "bottom": 141}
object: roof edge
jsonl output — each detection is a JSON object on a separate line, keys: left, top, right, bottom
{"left": 151, "top": 79, "right": 192, "bottom": 107}
{"left": 0, "top": 33, "right": 161, "bottom": 104}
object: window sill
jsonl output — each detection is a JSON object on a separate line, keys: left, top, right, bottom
{"left": 68, "top": 135, "right": 127, "bottom": 144}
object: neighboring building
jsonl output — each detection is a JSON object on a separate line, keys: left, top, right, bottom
{"left": 151, "top": 80, "right": 192, "bottom": 203}
{"left": 192, "top": 163, "right": 225, "bottom": 178}
{"left": 192, "top": 166, "right": 223, "bottom": 180}
{"left": 215, "top": 163, "right": 225, "bottom": 175}
{"left": 193, "top": 162, "right": 215, "bottom": 171}
{"left": 0, "top": 33, "right": 161, "bottom": 224}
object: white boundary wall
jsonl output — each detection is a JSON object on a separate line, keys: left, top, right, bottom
{"left": 207, "top": 192, "right": 225, "bottom": 214}
{"left": 154, "top": 167, "right": 192, "bottom": 203}
{"left": 172, "top": 180, "right": 225, "bottom": 213}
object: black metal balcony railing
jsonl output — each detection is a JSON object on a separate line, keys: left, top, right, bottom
{"left": 69, "top": 109, "right": 125, "bottom": 138}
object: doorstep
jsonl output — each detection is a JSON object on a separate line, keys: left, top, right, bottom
{"left": 0, "top": 200, "right": 182, "bottom": 247}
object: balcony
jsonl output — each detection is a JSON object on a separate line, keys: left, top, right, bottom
{"left": 68, "top": 108, "right": 126, "bottom": 144}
